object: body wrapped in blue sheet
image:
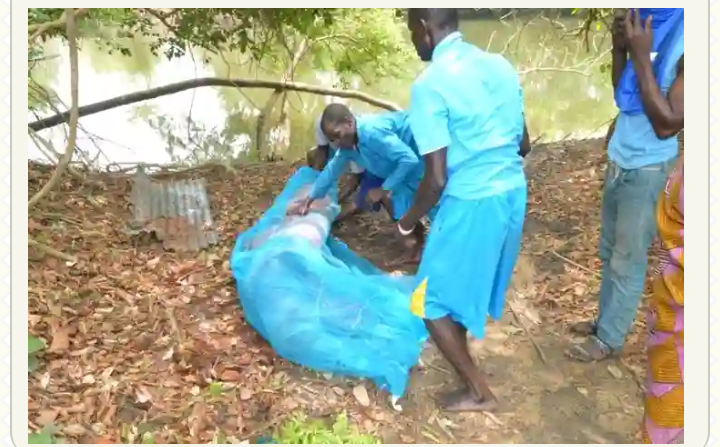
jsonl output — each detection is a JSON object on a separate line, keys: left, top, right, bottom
{"left": 230, "top": 167, "right": 427, "bottom": 398}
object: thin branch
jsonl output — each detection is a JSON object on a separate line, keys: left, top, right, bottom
{"left": 28, "top": 8, "right": 89, "bottom": 44}
{"left": 28, "top": 9, "right": 80, "bottom": 209}
{"left": 28, "top": 237, "right": 77, "bottom": 264}
{"left": 27, "top": 129, "right": 84, "bottom": 181}
{"left": 29, "top": 77, "right": 401, "bottom": 132}
{"left": 518, "top": 67, "right": 590, "bottom": 76}
{"left": 142, "top": 8, "right": 180, "bottom": 32}
{"left": 550, "top": 250, "right": 601, "bottom": 279}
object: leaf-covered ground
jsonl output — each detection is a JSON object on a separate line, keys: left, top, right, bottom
{"left": 28, "top": 138, "right": 651, "bottom": 443}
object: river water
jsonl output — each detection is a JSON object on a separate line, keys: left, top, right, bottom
{"left": 28, "top": 17, "right": 616, "bottom": 168}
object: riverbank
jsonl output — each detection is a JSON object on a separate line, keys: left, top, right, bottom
{"left": 29, "top": 14, "right": 615, "bottom": 167}
{"left": 28, "top": 137, "right": 647, "bottom": 443}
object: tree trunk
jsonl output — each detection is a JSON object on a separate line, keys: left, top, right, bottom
{"left": 28, "top": 9, "right": 80, "bottom": 209}
{"left": 28, "top": 77, "right": 402, "bottom": 132}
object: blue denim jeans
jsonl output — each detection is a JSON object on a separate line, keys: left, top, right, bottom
{"left": 595, "top": 157, "right": 677, "bottom": 350}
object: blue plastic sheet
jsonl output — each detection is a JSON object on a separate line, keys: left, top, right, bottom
{"left": 230, "top": 167, "right": 427, "bottom": 398}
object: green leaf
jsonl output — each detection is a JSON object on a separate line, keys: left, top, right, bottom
{"left": 28, "top": 431, "right": 54, "bottom": 444}
{"left": 28, "top": 354, "right": 39, "bottom": 372}
{"left": 209, "top": 381, "right": 224, "bottom": 397}
{"left": 28, "top": 335, "right": 44, "bottom": 354}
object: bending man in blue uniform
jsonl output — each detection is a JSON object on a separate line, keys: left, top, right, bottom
{"left": 400, "top": 9, "right": 531, "bottom": 412}
{"left": 305, "top": 114, "right": 386, "bottom": 224}
{"left": 291, "top": 104, "right": 430, "bottom": 263}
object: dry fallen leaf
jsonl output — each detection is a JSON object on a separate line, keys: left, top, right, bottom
{"left": 352, "top": 384, "right": 370, "bottom": 407}
{"left": 135, "top": 386, "right": 153, "bottom": 403}
{"left": 239, "top": 388, "right": 253, "bottom": 401}
{"left": 36, "top": 408, "right": 59, "bottom": 426}
{"left": 220, "top": 369, "right": 243, "bottom": 382}
{"left": 48, "top": 326, "right": 71, "bottom": 353}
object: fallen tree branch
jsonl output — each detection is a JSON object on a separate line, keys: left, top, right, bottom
{"left": 28, "top": 9, "right": 80, "bottom": 209}
{"left": 28, "top": 237, "right": 77, "bottom": 264}
{"left": 28, "top": 77, "right": 402, "bottom": 132}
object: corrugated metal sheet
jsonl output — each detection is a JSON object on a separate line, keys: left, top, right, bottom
{"left": 130, "top": 169, "right": 219, "bottom": 251}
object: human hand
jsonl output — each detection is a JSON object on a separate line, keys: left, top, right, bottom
{"left": 367, "top": 187, "right": 389, "bottom": 205}
{"left": 625, "top": 9, "right": 653, "bottom": 63}
{"left": 286, "top": 197, "right": 313, "bottom": 216}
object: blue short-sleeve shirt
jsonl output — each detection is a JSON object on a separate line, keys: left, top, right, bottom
{"left": 409, "top": 32, "right": 526, "bottom": 200}
{"left": 309, "top": 111, "right": 425, "bottom": 200}
{"left": 608, "top": 42, "right": 684, "bottom": 169}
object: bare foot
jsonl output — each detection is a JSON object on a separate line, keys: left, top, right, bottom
{"left": 437, "top": 388, "right": 499, "bottom": 413}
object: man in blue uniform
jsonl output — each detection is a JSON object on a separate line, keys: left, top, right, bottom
{"left": 291, "top": 104, "right": 431, "bottom": 263}
{"left": 400, "top": 9, "right": 531, "bottom": 412}
{"left": 305, "top": 114, "right": 385, "bottom": 224}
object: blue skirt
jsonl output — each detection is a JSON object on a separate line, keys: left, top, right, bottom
{"left": 410, "top": 186, "right": 527, "bottom": 339}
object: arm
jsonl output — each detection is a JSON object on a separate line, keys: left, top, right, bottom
{"left": 611, "top": 14, "right": 628, "bottom": 90}
{"left": 605, "top": 114, "right": 618, "bottom": 148}
{"left": 378, "top": 133, "right": 421, "bottom": 193}
{"left": 311, "top": 116, "right": 332, "bottom": 170}
{"left": 633, "top": 55, "right": 684, "bottom": 139}
{"left": 611, "top": 49, "right": 628, "bottom": 91}
{"left": 308, "top": 150, "right": 350, "bottom": 201}
{"left": 399, "top": 81, "right": 451, "bottom": 229}
{"left": 519, "top": 120, "right": 531, "bottom": 158}
{"left": 398, "top": 149, "right": 447, "bottom": 228}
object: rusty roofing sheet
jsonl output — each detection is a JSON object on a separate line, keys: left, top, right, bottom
{"left": 130, "top": 170, "right": 219, "bottom": 252}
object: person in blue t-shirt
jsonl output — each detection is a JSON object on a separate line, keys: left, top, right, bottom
{"left": 305, "top": 115, "right": 384, "bottom": 224}
{"left": 400, "top": 8, "right": 531, "bottom": 413}
{"left": 291, "top": 104, "right": 432, "bottom": 263}
{"left": 567, "top": 9, "right": 684, "bottom": 362}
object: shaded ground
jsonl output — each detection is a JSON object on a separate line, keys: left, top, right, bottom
{"left": 28, "top": 138, "right": 650, "bottom": 443}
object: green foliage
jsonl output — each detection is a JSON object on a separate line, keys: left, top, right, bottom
{"left": 286, "top": 8, "right": 416, "bottom": 83}
{"left": 28, "top": 425, "right": 58, "bottom": 444}
{"left": 28, "top": 334, "right": 44, "bottom": 372}
{"left": 28, "top": 9, "right": 337, "bottom": 60}
{"left": 28, "top": 431, "right": 54, "bottom": 444}
{"left": 275, "top": 412, "right": 379, "bottom": 444}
